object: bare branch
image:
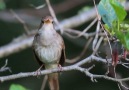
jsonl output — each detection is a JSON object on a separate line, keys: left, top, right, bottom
{"left": 0, "top": 55, "right": 128, "bottom": 84}
{"left": 45, "top": 0, "right": 63, "bottom": 34}
{"left": 0, "top": 0, "right": 89, "bottom": 23}
{"left": 92, "top": 37, "right": 103, "bottom": 55}
{"left": 40, "top": 75, "right": 48, "bottom": 90}
{"left": 0, "top": 1, "right": 129, "bottom": 89}
{"left": 10, "top": 9, "right": 30, "bottom": 35}
{"left": 92, "top": 21, "right": 100, "bottom": 51}
{"left": 65, "top": 18, "right": 97, "bottom": 39}
{"left": 66, "top": 37, "right": 93, "bottom": 63}
{"left": 0, "top": 59, "right": 11, "bottom": 73}
{"left": 0, "top": 36, "right": 33, "bottom": 58}
{"left": 64, "top": 29, "right": 105, "bottom": 39}
{"left": 30, "top": 4, "right": 46, "bottom": 9}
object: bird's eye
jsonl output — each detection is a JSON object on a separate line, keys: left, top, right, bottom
{"left": 52, "top": 21, "right": 54, "bottom": 23}
{"left": 41, "top": 20, "right": 44, "bottom": 23}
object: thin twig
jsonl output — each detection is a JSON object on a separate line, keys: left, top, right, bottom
{"left": 63, "top": 18, "right": 97, "bottom": 39}
{"left": 0, "top": 59, "right": 11, "bottom": 73}
{"left": 40, "top": 75, "right": 48, "bottom": 90}
{"left": 65, "top": 29, "right": 105, "bottom": 38}
{"left": 93, "top": 0, "right": 112, "bottom": 56}
{"left": 92, "top": 21, "right": 100, "bottom": 51}
{"left": 92, "top": 37, "right": 103, "bottom": 55}
{"left": 77, "top": 18, "right": 97, "bottom": 38}
{"left": 45, "top": 0, "right": 63, "bottom": 34}
{"left": 30, "top": 4, "right": 46, "bottom": 9}
{"left": 92, "top": 0, "right": 127, "bottom": 89}
{"left": 66, "top": 37, "right": 93, "bottom": 63}
{"left": 87, "top": 64, "right": 95, "bottom": 71}
{"left": 65, "top": 18, "right": 97, "bottom": 39}
{"left": 121, "top": 64, "right": 129, "bottom": 69}
{"left": 10, "top": 9, "right": 30, "bottom": 35}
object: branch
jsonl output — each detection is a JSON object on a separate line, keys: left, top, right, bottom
{"left": 10, "top": 9, "right": 30, "bottom": 35}
{"left": 66, "top": 37, "right": 93, "bottom": 63}
{"left": 0, "top": 0, "right": 88, "bottom": 23}
{"left": 40, "top": 75, "right": 48, "bottom": 90}
{"left": 0, "top": 35, "right": 33, "bottom": 58}
{"left": 45, "top": 0, "right": 63, "bottom": 33}
{"left": 0, "top": 59, "right": 11, "bottom": 73}
{"left": 0, "top": 55, "right": 128, "bottom": 83}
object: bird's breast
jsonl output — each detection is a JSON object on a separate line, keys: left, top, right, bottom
{"left": 35, "top": 43, "right": 62, "bottom": 64}
{"left": 38, "top": 28, "right": 57, "bottom": 46}
{"left": 33, "top": 28, "right": 63, "bottom": 64}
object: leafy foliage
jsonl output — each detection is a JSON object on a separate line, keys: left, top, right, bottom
{"left": 0, "top": 0, "right": 6, "bottom": 10}
{"left": 98, "top": 0, "right": 129, "bottom": 50}
{"left": 9, "top": 84, "right": 28, "bottom": 90}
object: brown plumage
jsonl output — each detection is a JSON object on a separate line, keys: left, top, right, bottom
{"left": 32, "top": 16, "right": 65, "bottom": 90}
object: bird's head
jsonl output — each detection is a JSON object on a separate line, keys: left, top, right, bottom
{"left": 39, "top": 16, "right": 54, "bottom": 30}
{"left": 42, "top": 16, "right": 53, "bottom": 24}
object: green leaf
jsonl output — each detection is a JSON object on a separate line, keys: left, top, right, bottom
{"left": 104, "top": 24, "right": 115, "bottom": 35}
{"left": 110, "top": 0, "right": 127, "bottom": 21}
{"left": 98, "top": 0, "right": 117, "bottom": 27}
{"left": 120, "top": 23, "right": 129, "bottom": 31}
{"left": 98, "top": 0, "right": 129, "bottom": 50}
{"left": 98, "top": 0, "right": 127, "bottom": 27}
{"left": 124, "top": 33, "right": 129, "bottom": 50}
{"left": 112, "top": 20, "right": 129, "bottom": 50}
{"left": 9, "top": 84, "right": 28, "bottom": 90}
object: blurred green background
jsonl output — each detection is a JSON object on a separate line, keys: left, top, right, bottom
{"left": 0, "top": 0, "right": 128, "bottom": 90}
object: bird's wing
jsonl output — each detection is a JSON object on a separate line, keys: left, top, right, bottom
{"left": 32, "top": 34, "right": 45, "bottom": 69}
{"left": 59, "top": 48, "right": 65, "bottom": 66}
{"left": 32, "top": 49, "right": 45, "bottom": 68}
{"left": 59, "top": 36, "right": 66, "bottom": 66}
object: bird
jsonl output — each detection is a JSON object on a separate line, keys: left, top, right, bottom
{"left": 32, "top": 16, "right": 65, "bottom": 90}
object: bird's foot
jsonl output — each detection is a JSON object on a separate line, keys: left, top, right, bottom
{"left": 35, "top": 64, "right": 44, "bottom": 78}
{"left": 58, "top": 64, "right": 63, "bottom": 72}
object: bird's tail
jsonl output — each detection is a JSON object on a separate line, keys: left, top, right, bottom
{"left": 48, "top": 73, "right": 59, "bottom": 90}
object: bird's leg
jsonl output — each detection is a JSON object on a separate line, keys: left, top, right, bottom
{"left": 35, "top": 64, "right": 44, "bottom": 78}
{"left": 58, "top": 64, "right": 63, "bottom": 72}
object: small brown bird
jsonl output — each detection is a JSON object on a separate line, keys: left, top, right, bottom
{"left": 32, "top": 16, "right": 65, "bottom": 90}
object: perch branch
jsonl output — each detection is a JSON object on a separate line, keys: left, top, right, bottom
{"left": 0, "top": 55, "right": 128, "bottom": 84}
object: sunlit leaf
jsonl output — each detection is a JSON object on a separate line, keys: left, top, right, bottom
{"left": 98, "top": 0, "right": 116, "bottom": 27}
{"left": 110, "top": 0, "right": 127, "bottom": 21}
{"left": 98, "top": 0, "right": 129, "bottom": 50}
{"left": 98, "top": 0, "right": 127, "bottom": 27}
{"left": 9, "top": 84, "right": 28, "bottom": 90}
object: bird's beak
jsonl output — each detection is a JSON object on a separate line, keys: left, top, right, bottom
{"left": 44, "top": 19, "right": 51, "bottom": 24}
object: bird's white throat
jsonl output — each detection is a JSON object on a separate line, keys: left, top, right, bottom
{"left": 38, "top": 23, "right": 56, "bottom": 40}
